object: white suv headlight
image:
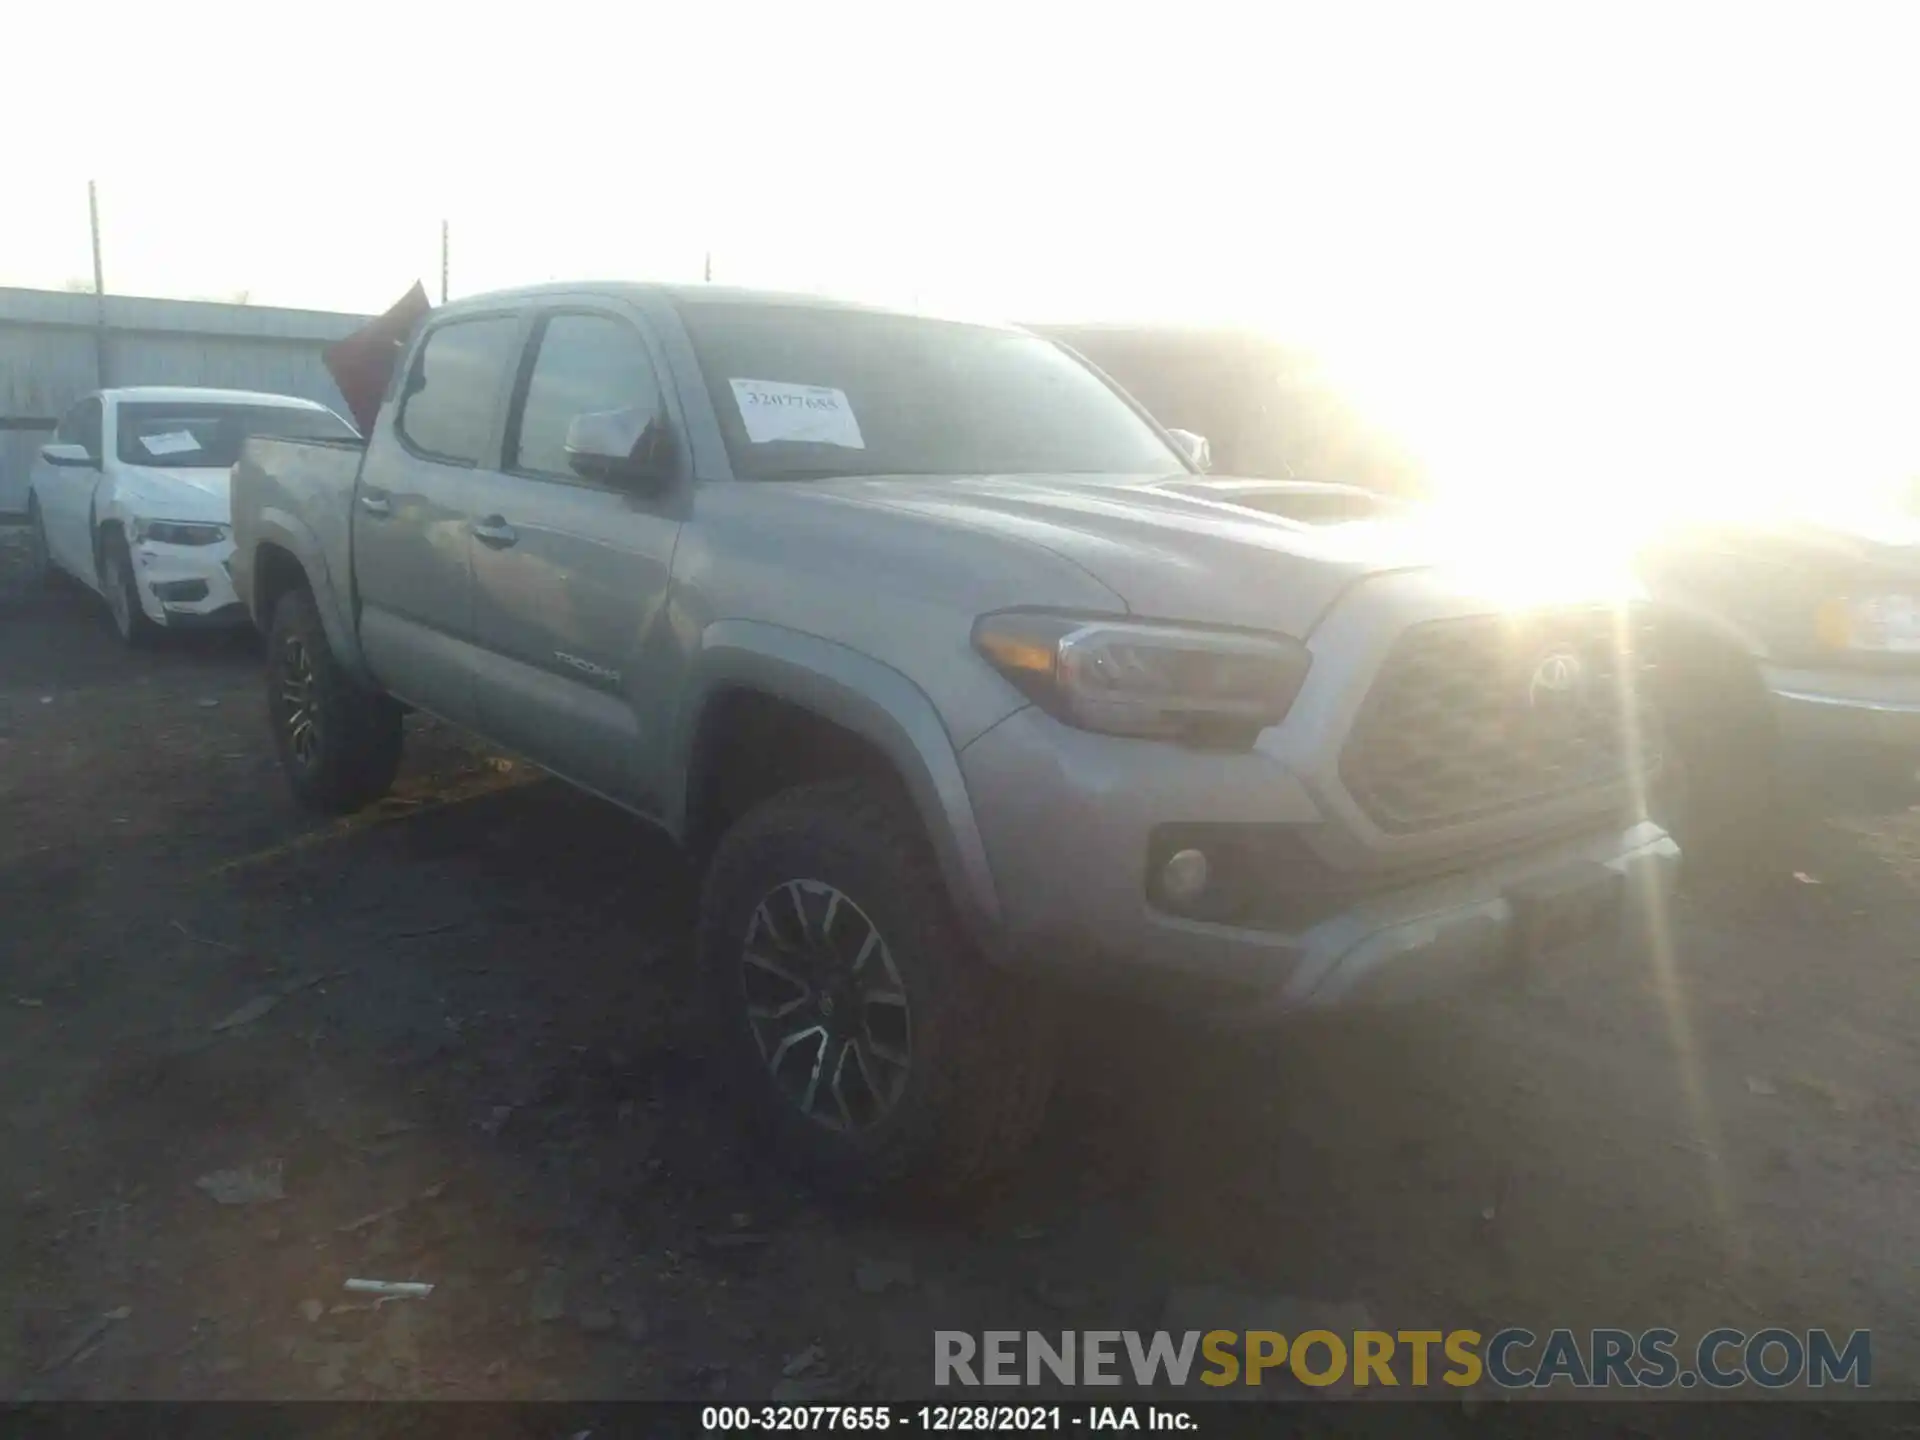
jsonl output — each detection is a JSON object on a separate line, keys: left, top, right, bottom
{"left": 973, "top": 612, "right": 1311, "bottom": 746}
{"left": 1816, "top": 593, "right": 1920, "bottom": 653}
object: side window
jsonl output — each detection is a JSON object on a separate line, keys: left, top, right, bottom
{"left": 56, "top": 397, "right": 103, "bottom": 457}
{"left": 510, "top": 314, "right": 662, "bottom": 479}
{"left": 397, "top": 317, "right": 520, "bottom": 465}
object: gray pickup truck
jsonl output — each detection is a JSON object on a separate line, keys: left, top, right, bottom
{"left": 231, "top": 282, "right": 1677, "bottom": 1195}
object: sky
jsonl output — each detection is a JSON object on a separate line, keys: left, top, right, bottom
{"left": 7, "top": 0, "right": 1920, "bottom": 513}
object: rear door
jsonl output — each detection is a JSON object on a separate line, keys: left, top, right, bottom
{"left": 463, "top": 305, "right": 686, "bottom": 810}
{"left": 353, "top": 311, "right": 524, "bottom": 725}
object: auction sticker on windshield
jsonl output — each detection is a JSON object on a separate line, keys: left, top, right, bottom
{"left": 140, "top": 430, "right": 204, "bottom": 456}
{"left": 729, "top": 378, "right": 865, "bottom": 449}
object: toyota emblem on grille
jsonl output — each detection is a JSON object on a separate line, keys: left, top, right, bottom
{"left": 1527, "top": 647, "right": 1586, "bottom": 711}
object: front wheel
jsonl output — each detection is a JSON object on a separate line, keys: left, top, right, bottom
{"left": 266, "top": 587, "right": 403, "bottom": 813}
{"left": 99, "top": 529, "right": 160, "bottom": 647}
{"left": 698, "top": 779, "right": 1055, "bottom": 1202}
{"left": 25, "top": 499, "right": 58, "bottom": 590}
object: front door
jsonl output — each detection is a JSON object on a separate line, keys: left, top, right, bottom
{"left": 464, "top": 308, "right": 685, "bottom": 811}
{"left": 34, "top": 396, "right": 105, "bottom": 581}
{"left": 352, "top": 312, "right": 523, "bottom": 727}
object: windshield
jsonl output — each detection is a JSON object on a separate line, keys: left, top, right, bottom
{"left": 115, "top": 402, "right": 358, "bottom": 468}
{"left": 675, "top": 301, "right": 1182, "bottom": 480}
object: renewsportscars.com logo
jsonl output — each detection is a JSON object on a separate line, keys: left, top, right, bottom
{"left": 934, "top": 1328, "right": 1871, "bottom": 1391}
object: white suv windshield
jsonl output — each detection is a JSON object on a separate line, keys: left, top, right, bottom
{"left": 676, "top": 301, "right": 1182, "bottom": 480}
{"left": 117, "top": 403, "right": 357, "bottom": 468}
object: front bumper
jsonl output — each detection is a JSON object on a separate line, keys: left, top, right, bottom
{"left": 1236, "top": 820, "right": 1676, "bottom": 1022}
{"left": 960, "top": 705, "right": 1678, "bottom": 1024}
{"left": 131, "top": 534, "right": 245, "bottom": 629}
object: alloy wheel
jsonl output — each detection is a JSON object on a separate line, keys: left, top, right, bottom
{"left": 280, "top": 636, "right": 322, "bottom": 769}
{"left": 740, "top": 879, "right": 912, "bottom": 1133}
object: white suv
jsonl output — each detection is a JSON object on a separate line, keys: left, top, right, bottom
{"left": 26, "top": 386, "right": 356, "bottom": 644}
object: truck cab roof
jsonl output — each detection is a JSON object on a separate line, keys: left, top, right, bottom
{"left": 436, "top": 280, "right": 1024, "bottom": 330}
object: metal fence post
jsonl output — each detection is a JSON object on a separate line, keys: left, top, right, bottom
{"left": 88, "top": 180, "right": 109, "bottom": 387}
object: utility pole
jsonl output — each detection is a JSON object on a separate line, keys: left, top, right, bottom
{"left": 88, "top": 180, "right": 109, "bottom": 387}
{"left": 704, "top": 250, "right": 713, "bottom": 283}
{"left": 440, "top": 220, "right": 450, "bottom": 304}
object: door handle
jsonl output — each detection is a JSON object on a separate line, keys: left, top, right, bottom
{"left": 470, "top": 516, "right": 517, "bottom": 548}
{"left": 358, "top": 492, "right": 391, "bottom": 517}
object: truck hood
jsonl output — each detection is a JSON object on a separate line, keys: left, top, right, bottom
{"left": 791, "top": 473, "right": 1470, "bottom": 635}
{"left": 114, "top": 464, "right": 234, "bottom": 524}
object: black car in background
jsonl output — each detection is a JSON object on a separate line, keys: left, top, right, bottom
{"left": 1034, "top": 323, "right": 1428, "bottom": 500}
{"left": 1040, "top": 321, "right": 1920, "bottom": 885}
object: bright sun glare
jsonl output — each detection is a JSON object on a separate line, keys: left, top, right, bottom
{"left": 6, "top": 1, "right": 1919, "bottom": 533}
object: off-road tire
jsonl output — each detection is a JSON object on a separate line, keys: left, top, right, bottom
{"left": 698, "top": 778, "right": 1055, "bottom": 1203}
{"left": 267, "top": 586, "right": 403, "bottom": 814}
{"left": 99, "top": 528, "right": 160, "bottom": 647}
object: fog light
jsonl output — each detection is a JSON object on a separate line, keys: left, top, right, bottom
{"left": 1161, "top": 848, "right": 1210, "bottom": 906}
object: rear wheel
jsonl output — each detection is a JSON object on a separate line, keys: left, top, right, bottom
{"left": 267, "top": 586, "right": 403, "bottom": 813}
{"left": 98, "top": 529, "right": 160, "bottom": 647}
{"left": 699, "top": 779, "right": 1055, "bottom": 1202}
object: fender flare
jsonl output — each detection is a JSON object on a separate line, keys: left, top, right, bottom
{"left": 673, "top": 620, "right": 1007, "bottom": 960}
{"left": 247, "top": 506, "right": 372, "bottom": 684}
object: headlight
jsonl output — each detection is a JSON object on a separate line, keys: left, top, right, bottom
{"left": 136, "top": 520, "right": 228, "bottom": 546}
{"left": 972, "top": 612, "right": 1311, "bottom": 746}
{"left": 1815, "top": 593, "right": 1920, "bottom": 653}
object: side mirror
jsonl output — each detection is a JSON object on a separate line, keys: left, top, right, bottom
{"left": 1167, "top": 429, "right": 1212, "bottom": 472}
{"left": 564, "top": 407, "right": 673, "bottom": 488}
{"left": 41, "top": 442, "right": 98, "bottom": 470}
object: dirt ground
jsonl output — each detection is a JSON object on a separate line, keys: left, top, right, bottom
{"left": 4, "top": 535, "right": 1920, "bottom": 1413}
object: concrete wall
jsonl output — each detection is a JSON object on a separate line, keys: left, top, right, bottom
{"left": 0, "top": 288, "right": 372, "bottom": 514}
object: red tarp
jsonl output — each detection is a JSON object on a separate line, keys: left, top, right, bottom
{"left": 324, "top": 282, "right": 433, "bottom": 434}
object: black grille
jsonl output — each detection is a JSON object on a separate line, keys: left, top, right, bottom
{"left": 1341, "top": 608, "right": 1659, "bottom": 833}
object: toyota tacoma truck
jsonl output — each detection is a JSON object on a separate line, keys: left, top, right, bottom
{"left": 230, "top": 282, "right": 1678, "bottom": 1195}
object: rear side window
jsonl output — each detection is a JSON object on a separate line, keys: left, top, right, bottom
{"left": 398, "top": 317, "right": 519, "bottom": 465}
{"left": 510, "top": 314, "right": 663, "bottom": 479}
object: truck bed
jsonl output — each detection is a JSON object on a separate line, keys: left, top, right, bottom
{"left": 230, "top": 434, "right": 367, "bottom": 652}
